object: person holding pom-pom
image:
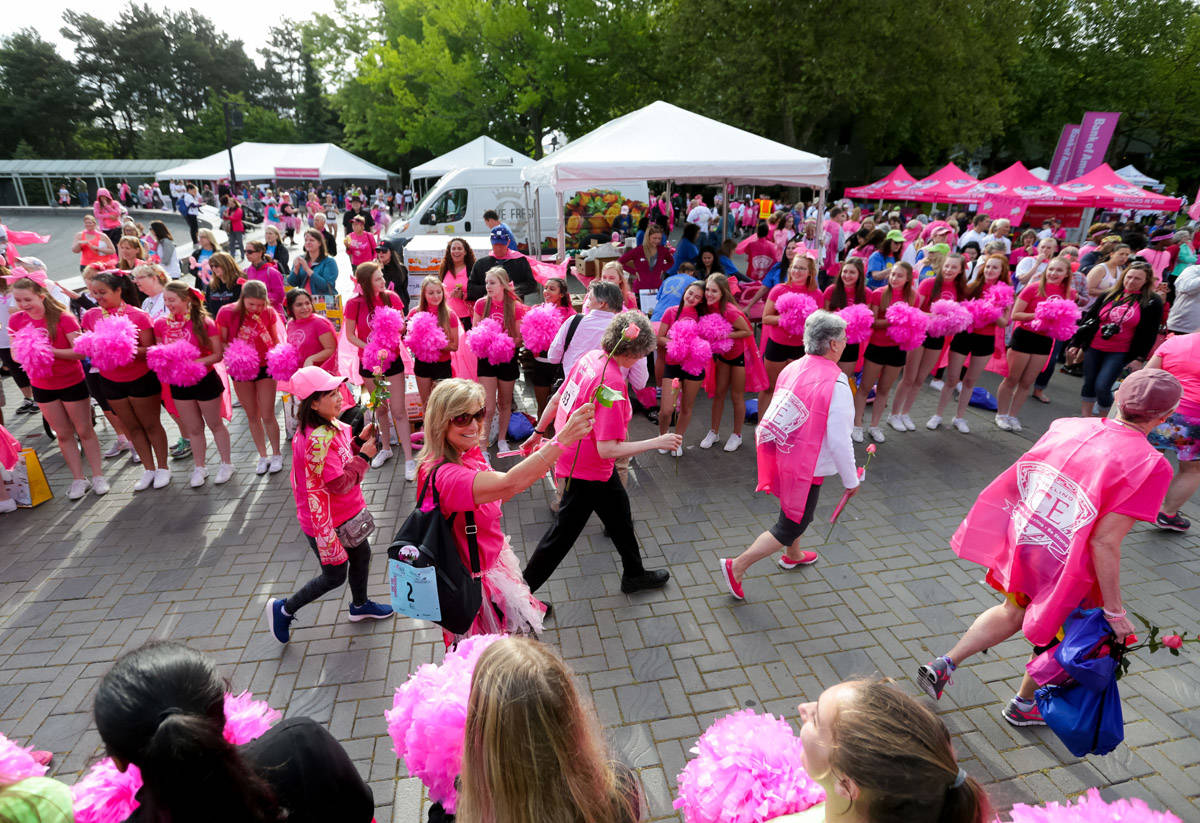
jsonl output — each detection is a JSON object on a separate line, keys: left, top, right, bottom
{"left": 698, "top": 274, "right": 755, "bottom": 453}
{"left": 407, "top": 275, "right": 460, "bottom": 408}
{"left": 153, "top": 282, "right": 234, "bottom": 487}
{"left": 762, "top": 252, "right": 824, "bottom": 412}
{"left": 473, "top": 267, "right": 529, "bottom": 453}
{"left": 524, "top": 277, "right": 575, "bottom": 417}
{"left": 93, "top": 641, "right": 373, "bottom": 822}
{"left": 283, "top": 290, "right": 337, "bottom": 372}
{"left": 852, "top": 262, "right": 918, "bottom": 444}
{"left": 217, "top": 280, "right": 284, "bottom": 476}
{"left": 823, "top": 259, "right": 870, "bottom": 379}
{"left": 657, "top": 281, "right": 710, "bottom": 453}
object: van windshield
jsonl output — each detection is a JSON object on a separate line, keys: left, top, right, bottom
{"left": 426, "top": 188, "right": 467, "bottom": 223}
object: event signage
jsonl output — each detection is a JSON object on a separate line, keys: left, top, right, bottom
{"left": 1067, "top": 112, "right": 1120, "bottom": 180}
{"left": 273, "top": 167, "right": 322, "bottom": 179}
{"left": 1048, "top": 125, "right": 1080, "bottom": 184}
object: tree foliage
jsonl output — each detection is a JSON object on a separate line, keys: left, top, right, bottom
{"left": 0, "top": 30, "right": 90, "bottom": 157}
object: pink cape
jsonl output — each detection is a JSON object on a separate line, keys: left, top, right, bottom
{"left": 755, "top": 355, "right": 840, "bottom": 521}
{"left": 951, "top": 417, "right": 1172, "bottom": 646}
{"left": 0, "top": 424, "right": 20, "bottom": 471}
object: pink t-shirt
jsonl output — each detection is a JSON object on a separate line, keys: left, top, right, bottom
{"left": 291, "top": 422, "right": 366, "bottom": 537}
{"left": 660, "top": 305, "right": 701, "bottom": 364}
{"left": 866, "top": 287, "right": 915, "bottom": 348}
{"left": 153, "top": 313, "right": 219, "bottom": 357}
{"left": 8, "top": 312, "right": 86, "bottom": 390}
{"left": 246, "top": 263, "right": 286, "bottom": 314}
{"left": 81, "top": 305, "right": 153, "bottom": 382}
{"left": 472, "top": 297, "right": 529, "bottom": 337}
{"left": 972, "top": 280, "right": 1009, "bottom": 337}
{"left": 420, "top": 448, "right": 506, "bottom": 571}
{"left": 917, "top": 276, "right": 959, "bottom": 311}
{"left": 344, "top": 292, "right": 405, "bottom": 344}
{"left": 822, "top": 283, "right": 865, "bottom": 310}
{"left": 407, "top": 307, "right": 454, "bottom": 362}
{"left": 741, "top": 238, "right": 780, "bottom": 282}
{"left": 287, "top": 314, "right": 338, "bottom": 371}
{"left": 215, "top": 304, "right": 280, "bottom": 359}
{"left": 1016, "top": 280, "right": 1071, "bottom": 332}
{"left": 346, "top": 231, "right": 377, "bottom": 269}
{"left": 1155, "top": 333, "right": 1200, "bottom": 417}
{"left": 1091, "top": 295, "right": 1141, "bottom": 354}
{"left": 442, "top": 267, "right": 472, "bottom": 320}
{"left": 554, "top": 350, "right": 631, "bottom": 481}
{"left": 766, "top": 283, "right": 823, "bottom": 347}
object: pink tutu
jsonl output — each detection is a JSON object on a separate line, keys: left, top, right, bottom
{"left": 443, "top": 537, "right": 545, "bottom": 646}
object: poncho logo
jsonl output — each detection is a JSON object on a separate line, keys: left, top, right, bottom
{"left": 1008, "top": 461, "right": 1098, "bottom": 561}
{"left": 758, "top": 393, "right": 810, "bottom": 451}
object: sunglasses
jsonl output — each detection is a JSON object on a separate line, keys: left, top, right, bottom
{"left": 450, "top": 408, "right": 486, "bottom": 427}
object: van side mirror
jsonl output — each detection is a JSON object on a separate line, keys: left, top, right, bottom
{"left": 420, "top": 211, "right": 436, "bottom": 226}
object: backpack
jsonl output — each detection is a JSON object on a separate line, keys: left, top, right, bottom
{"left": 176, "top": 197, "right": 189, "bottom": 217}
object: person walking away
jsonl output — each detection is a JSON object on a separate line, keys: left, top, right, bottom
{"left": 181, "top": 184, "right": 201, "bottom": 245}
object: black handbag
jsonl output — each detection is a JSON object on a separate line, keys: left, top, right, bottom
{"left": 387, "top": 463, "right": 482, "bottom": 635}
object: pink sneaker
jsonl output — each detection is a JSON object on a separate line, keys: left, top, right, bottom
{"left": 777, "top": 551, "right": 819, "bottom": 569}
{"left": 719, "top": 559, "right": 744, "bottom": 600}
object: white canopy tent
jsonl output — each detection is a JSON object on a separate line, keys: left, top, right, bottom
{"left": 1114, "top": 164, "right": 1163, "bottom": 192}
{"left": 1029, "top": 166, "right": 1050, "bottom": 181}
{"left": 408, "top": 136, "right": 533, "bottom": 183}
{"left": 521, "top": 101, "right": 830, "bottom": 257}
{"left": 155, "top": 142, "right": 394, "bottom": 182}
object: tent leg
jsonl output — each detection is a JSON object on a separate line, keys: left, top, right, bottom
{"left": 1074, "top": 208, "right": 1095, "bottom": 245}
{"left": 721, "top": 179, "right": 729, "bottom": 245}
{"left": 556, "top": 191, "right": 566, "bottom": 263}
{"left": 523, "top": 182, "right": 533, "bottom": 255}
{"left": 15, "top": 176, "right": 28, "bottom": 207}
{"left": 816, "top": 188, "right": 827, "bottom": 261}
{"left": 664, "top": 181, "right": 673, "bottom": 232}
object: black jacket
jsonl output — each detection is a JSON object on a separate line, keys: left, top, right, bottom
{"left": 1072, "top": 291, "right": 1163, "bottom": 363}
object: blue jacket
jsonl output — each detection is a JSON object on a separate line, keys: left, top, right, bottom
{"left": 666, "top": 238, "right": 700, "bottom": 276}
{"left": 288, "top": 256, "right": 339, "bottom": 296}
{"left": 653, "top": 273, "right": 699, "bottom": 321}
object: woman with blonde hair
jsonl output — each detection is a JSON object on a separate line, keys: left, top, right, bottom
{"left": 473, "top": 266, "right": 529, "bottom": 452}
{"left": 698, "top": 274, "right": 754, "bottom": 452}
{"left": 761, "top": 251, "right": 823, "bottom": 411}
{"left": 599, "top": 260, "right": 637, "bottom": 310}
{"left": 852, "top": 262, "right": 917, "bottom": 443}
{"left": 458, "top": 637, "right": 642, "bottom": 823}
{"left": 132, "top": 263, "right": 170, "bottom": 318}
{"left": 188, "top": 228, "right": 220, "bottom": 282}
{"left": 416, "top": 379, "right": 594, "bottom": 642}
{"left": 408, "top": 275, "right": 460, "bottom": 407}
{"left": 115, "top": 235, "right": 146, "bottom": 272}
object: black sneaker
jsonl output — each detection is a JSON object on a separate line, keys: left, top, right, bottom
{"left": 16, "top": 398, "right": 37, "bottom": 415}
{"left": 621, "top": 569, "right": 670, "bottom": 593}
{"left": 917, "top": 657, "right": 954, "bottom": 700}
{"left": 1156, "top": 511, "right": 1191, "bottom": 533}
{"left": 645, "top": 407, "right": 660, "bottom": 424}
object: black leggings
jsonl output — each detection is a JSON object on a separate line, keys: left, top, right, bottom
{"left": 285, "top": 535, "right": 371, "bottom": 614}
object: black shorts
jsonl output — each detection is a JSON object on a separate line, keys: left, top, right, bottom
{"left": 921, "top": 334, "right": 947, "bottom": 351}
{"left": 99, "top": 370, "right": 162, "bottom": 400}
{"left": 769, "top": 481, "right": 822, "bottom": 545}
{"left": 1010, "top": 326, "right": 1053, "bottom": 356}
{"left": 838, "top": 343, "right": 860, "bottom": 364}
{"left": 170, "top": 369, "right": 224, "bottom": 402}
{"left": 84, "top": 371, "right": 111, "bottom": 412}
{"left": 32, "top": 379, "right": 90, "bottom": 404}
{"left": 664, "top": 362, "right": 704, "bottom": 382}
{"left": 950, "top": 331, "right": 996, "bottom": 358}
{"left": 359, "top": 358, "right": 404, "bottom": 380}
{"left": 530, "top": 359, "right": 564, "bottom": 388}
{"left": 412, "top": 358, "right": 452, "bottom": 380}
{"left": 764, "top": 339, "right": 804, "bottom": 363}
{"left": 459, "top": 316, "right": 472, "bottom": 332}
{"left": 864, "top": 343, "right": 905, "bottom": 368}
{"left": 715, "top": 353, "right": 745, "bottom": 367}
{"left": 477, "top": 355, "right": 520, "bottom": 382}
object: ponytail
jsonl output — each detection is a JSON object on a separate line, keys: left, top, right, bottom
{"left": 937, "top": 772, "right": 990, "bottom": 823}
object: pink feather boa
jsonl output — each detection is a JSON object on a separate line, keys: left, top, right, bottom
{"left": 9, "top": 325, "right": 56, "bottom": 380}
{"left": 884, "top": 301, "right": 930, "bottom": 350}
{"left": 673, "top": 709, "right": 824, "bottom": 823}
{"left": 696, "top": 312, "right": 734, "bottom": 355}
{"left": 265, "top": 342, "right": 302, "bottom": 382}
{"left": 385, "top": 634, "right": 506, "bottom": 814}
{"left": 1029, "top": 296, "right": 1082, "bottom": 340}
{"left": 404, "top": 312, "right": 450, "bottom": 363}
{"left": 666, "top": 318, "right": 712, "bottom": 376}
{"left": 465, "top": 318, "right": 517, "bottom": 365}
{"left": 222, "top": 338, "right": 261, "bottom": 382}
{"left": 1008, "top": 787, "right": 1181, "bottom": 823}
{"left": 836, "top": 304, "right": 874, "bottom": 344}
{"left": 146, "top": 339, "right": 208, "bottom": 386}
{"left": 71, "top": 692, "right": 282, "bottom": 823}
{"left": 926, "top": 299, "right": 973, "bottom": 338}
{"left": 774, "top": 292, "right": 818, "bottom": 338}
{"left": 0, "top": 732, "right": 48, "bottom": 784}
{"left": 74, "top": 315, "right": 138, "bottom": 372}
{"left": 519, "top": 304, "right": 566, "bottom": 355}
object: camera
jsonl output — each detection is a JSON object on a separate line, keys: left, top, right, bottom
{"left": 1099, "top": 322, "right": 1122, "bottom": 340}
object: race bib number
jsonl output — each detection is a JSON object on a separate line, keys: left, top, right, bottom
{"left": 388, "top": 559, "right": 441, "bottom": 622}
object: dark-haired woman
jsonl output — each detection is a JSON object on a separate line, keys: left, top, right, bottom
{"left": 657, "top": 281, "right": 708, "bottom": 454}
{"left": 284, "top": 290, "right": 338, "bottom": 372}
{"left": 377, "top": 240, "right": 410, "bottom": 312}
{"left": 473, "top": 267, "right": 529, "bottom": 453}
{"left": 154, "top": 282, "right": 234, "bottom": 487}
{"left": 440, "top": 237, "right": 476, "bottom": 332}
{"left": 852, "top": 262, "right": 917, "bottom": 444}
{"left": 217, "top": 280, "right": 283, "bottom": 476}
{"left": 288, "top": 229, "right": 339, "bottom": 297}
{"left": 526, "top": 276, "right": 574, "bottom": 417}
{"left": 267, "top": 368, "right": 393, "bottom": 642}
{"left": 149, "top": 220, "right": 181, "bottom": 279}
{"left": 95, "top": 640, "right": 375, "bottom": 821}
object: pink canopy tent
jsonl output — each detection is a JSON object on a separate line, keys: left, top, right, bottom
{"left": 844, "top": 164, "right": 917, "bottom": 199}
{"left": 1055, "top": 163, "right": 1183, "bottom": 211}
{"left": 962, "top": 161, "right": 1084, "bottom": 205}
{"left": 903, "top": 162, "right": 980, "bottom": 203}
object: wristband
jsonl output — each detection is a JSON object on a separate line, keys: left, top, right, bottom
{"left": 534, "top": 428, "right": 546, "bottom": 436}
{"left": 1103, "top": 608, "right": 1127, "bottom": 620}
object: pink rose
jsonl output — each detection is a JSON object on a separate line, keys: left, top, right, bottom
{"left": 866, "top": 444, "right": 877, "bottom": 455}
{"left": 622, "top": 323, "right": 640, "bottom": 340}
{"left": 1162, "top": 634, "right": 1183, "bottom": 649}
{"left": 1125, "top": 634, "right": 1138, "bottom": 645}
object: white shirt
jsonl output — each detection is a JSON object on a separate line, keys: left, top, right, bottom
{"left": 958, "top": 228, "right": 986, "bottom": 250}
{"left": 546, "top": 308, "right": 648, "bottom": 389}
{"left": 1014, "top": 256, "right": 1047, "bottom": 288}
{"left": 814, "top": 373, "right": 859, "bottom": 489}
{"left": 686, "top": 205, "right": 711, "bottom": 228}
{"left": 984, "top": 233, "right": 1012, "bottom": 254}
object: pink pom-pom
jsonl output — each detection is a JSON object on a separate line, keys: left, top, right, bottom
{"left": 488, "top": 329, "right": 516, "bottom": 365}
{"left": 673, "top": 709, "right": 824, "bottom": 823}
{"left": 9, "top": 325, "right": 56, "bottom": 380}
{"left": 1029, "top": 296, "right": 1082, "bottom": 341}
{"left": 222, "top": 691, "right": 282, "bottom": 744}
{"left": 361, "top": 339, "right": 399, "bottom": 373}
{"left": 963, "top": 298, "right": 1003, "bottom": 331}
{"left": 985, "top": 281, "right": 1015, "bottom": 309}
{"left": 404, "top": 312, "right": 450, "bottom": 363}
{"left": 369, "top": 305, "right": 406, "bottom": 348}
{"left": 146, "top": 339, "right": 208, "bottom": 387}
{"left": 683, "top": 337, "right": 712, "bottom": 376}
{"left": 884, "top": 301, "right": 929, "bottom": 350}
{"left": 385, "top": 634, "right": 506, "bottom": 813}
{"left": 926, "top": 299, "right": 973, "bottom": 338}
{"left": 465, "top": 319, "right": 516, "bottom": 365}
{"left": 222, "top": 338, "right": 261, "bottom": 382}
{"left": 520, "top": 304, "right": 566, "bottom": 355}
{"left": 666, "top": 318, "right": 698, "bottom": 363}
{"left": 837, "top": 304, "right": 874, "bottom": 344}
{"left": 75, "top": 315, "right": 138, "bottom": 371}
{"left": 72, "top": 758, "right": 142, "bottom": 823}
{"left": 1008, "top": 787, "right": 1182, "bottom": 823}
{"left": 697, "top": 312, "right": 734, "bottom": 355}
{"left": 265, "top": 342, "right": 302, "bottom": 382}
{"left": 0, "top": 733, "right": 48, "bottom": 783}
{"left": 774, "top": 292, "right": 818, "bottom": 338}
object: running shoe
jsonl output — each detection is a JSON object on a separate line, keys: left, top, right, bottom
{"left": 851, "top": 426, "right": 864, "bottom": 443}
{"left": 926, "top": 415, "right": 942, "bottom": 430}
{"left": 67, "top": 478, "right": 90, "bottom": 500}
{"left": 90, "top": 476, "right": 110, "bottom": 496}
{"left": 699, "top": 430, "right": 719, "bottom": 449}
{"left": 348, "top": 600, "right": 395, "bottom": 622}
{"left": 887, "top": 414, "right": 906, "bottom": 432}
{"left": 917, "top": 657, "right": 954, "bottom": 700}
{"left": 719, "top": 559, "right": 744, "bottom": 600}
{"left": 103, "top": 437, "right": 131, "bottom": 458}
{"left": 265, "top": 599, "right": 293, "bottom": 643}
{"left": 268, "top": 454, "right": 284, "bottom": 474}
{"left": 1156, "top": 511, "right": 1191, "bottom": 533}
{"left": 723, "top": 433, "right": 742, "bottom": 452}
{"left": 1001, "top": 698, "right": 1046, "bottom": 727}
{"left": 371, "top": 449, "right": 393, "bottom": 469}
{"left": 952, "top": 417, "right": 971, "bottom": 433}
{"left": 995, "top": 414, "right": 1012, "bottom": 431}
{"left": 868, "top": 426, "right": 886, "bottom": 443}
{"left": 901, "top": 414, "right": 916, "bottom": 431}
{"left": 777, "top": 552, "right": 818, "bottom": 569}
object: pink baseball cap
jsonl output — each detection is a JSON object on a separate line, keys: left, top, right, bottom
{"left": 1115, "top": 368, "right": 1181, "bottom": 419}
{"left": 290, "top": 366, "right": 346, "bottom": 400}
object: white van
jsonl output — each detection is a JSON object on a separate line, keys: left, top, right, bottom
{"left": 386, "top": 165, "right": 649, "bottom": 253}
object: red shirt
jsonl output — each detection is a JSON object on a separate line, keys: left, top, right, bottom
{"left": 740, "top": 238, "right": 780, "bottom": 282}
{"left": 346, "top": 231, "right": 377, "bottom": 269}
{"left": 618, "top": 244, "right": 675, "bottom": 291}
{"left": 153, "top": 313, "right": 219, "bottom": 357}
{"left": 554, "top": 351, "right": 630, "bottom": 481}
{"left": 286, "top": 314, "right": 338, "bottom": 371}
{"left": 215, "top": 304, "right": 280, "bottom": 359}
{"left": 344, "top": 291, "right": 405, "bottom": 344}
{"left": 81, "top": 305, "right": 153, "bottom": 382}
{"left": 9, "top": 311, "right": 85, "bottom": 390}
{"left": 77, "top": 230, "right": 110, "bottom": 267}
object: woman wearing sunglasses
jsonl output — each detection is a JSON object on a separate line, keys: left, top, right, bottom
{"left": 415, "top": 378, "right": 595, "bottom": 644}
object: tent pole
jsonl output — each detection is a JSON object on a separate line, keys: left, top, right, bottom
{"left": 721, "top": 179, "right": 730, "bottom": 244}
{"left": 556, "top": 190, "right": 566, "bottom": 263}
{"left": 816, "top": 187, "right": 827, "bottom": 259}
{"left": 522, "top": 182, "right": 533, "bottom": 254}
{"left": 664, "top": 181, "right": 673, "bottom": 232}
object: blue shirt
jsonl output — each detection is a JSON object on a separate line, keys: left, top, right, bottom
{"left": 498, "top": 223, "right": 519, "bottom": 251}
{"left": 653, "top": 273, "right": 699, "bottom": 322}
{"left": 866, "top": 252, "right": 895, "bottom": 289}
{"left": 666, "top": 238, "right": 700, "bottom": 276}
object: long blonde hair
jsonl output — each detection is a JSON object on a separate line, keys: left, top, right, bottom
{"left": 457, "top": 638, "right": 637, "bottom": 823}
{"left": 600, "top": 261, "right": 634, "bottom": 307}
{"left": 418, "top": 275, "right": 453, "bottom": 338}
{"left": 417, "top": 379, "right": 485, "bottom": 472}
{"left": 483, "top": 267, "right": 518, "bottom": 337}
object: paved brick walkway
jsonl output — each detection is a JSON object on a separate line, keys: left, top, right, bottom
{"left": 1, "top": 374, "right": 1197, "bottom": 821}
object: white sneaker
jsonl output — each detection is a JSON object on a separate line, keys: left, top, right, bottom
{"left": 672, "top": 444, "right": 684, "bottom": 457}
{"left": 887, "top": 414, "right": 906, "bottom": 432}
{"left": 0, "top": 498, "right": 16, "bottom": 513}
{"left": 268, "top": 454, "right": 284, "bottom": 474}
{"left": 952, "top": 417, "right": 971, "bottom": 433}
{"left": 723, "top": 433, "right": 742, "bottom": 452}
{"left": 868, "top": 426, "right": 886, "bottom": 443}
{"left": 1008, "top": 416, "right": 1022, "bottom": 432}
{"left": 103, "top": 437, "right": 130, "bottom": 458}
{"left": 404, "top": 459, "right": 417, "bottom": 481}
{"left": 67, "top": 478, "right": 90, "bottom": 500}
{"left": 134, "top": 470, "right": 155, "bottom": 491}
{"left": 131, "top": 452, "right": 142, "bottom": 465}
{"left": 90, "top": 476, "right": 110, "bottom": 496}
{"left": 497, "top": 439, "right": 510, "bottom": 453}
{"left": 929, "top": 379, "right": 945, "bottom": 392}
{"left": 371, "top": 448, "right": 393, "bottom": 469}
{"left": 901, "top": 414, "right": 916, "bottom": 431}
{"left": 995, "top": 414, "right": 1012, "bottom": 431}
{"left": 699, "top": 430, "right": 719, "bottom": 449}
{"left": 255, "top": 456, "right": 270, "bottom": 475}
{"left": 657, "top": 449, "right": 669, "bottom": 455}
{"left": 214, "top": 463, "right": 235, "bottom": 484}
{"left": 851, "top": 426, "right": 864, "bottom": 443}
{"left": 926, "top": 415, "right": 942, "bottom": 430}
{"left": 153, "top": 468, "right": 171, "bottom": 489}
{"left": 189, "top": 466, "right": 208, "bottom": 488}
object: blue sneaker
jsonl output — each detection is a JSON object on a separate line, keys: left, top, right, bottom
{"left": 265, "top": 599, "right": 293, "bottom": 644}
{"left": 348, "top": 600, "right": 394, "bottom": 622}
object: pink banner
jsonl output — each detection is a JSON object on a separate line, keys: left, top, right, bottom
{"left": 273, "top": 167, "right": 322, "bottom": 180}
{"left": 1069, "top": 112, "right": 1120, "bottom": 179}
{"left": 979, "top": 195, "right": 1027, "bottom": 227}
{"left": 1048, "top": 125, "right": 1080, "bottom": 184}
{"left": 1190, "top": 187, "right": 1200, "bottom": 221}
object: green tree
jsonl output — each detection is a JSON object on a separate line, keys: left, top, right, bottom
{"left": 0, "top": 30, "right": 89, "bottom": 156}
